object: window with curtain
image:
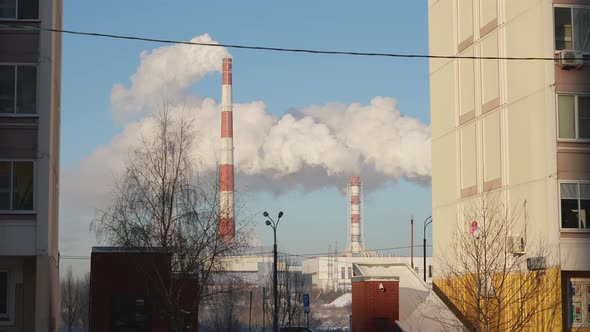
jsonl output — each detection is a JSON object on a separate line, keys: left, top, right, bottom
{"left": 558, "top": 95, "right": 590, "bottom": 140}
{"left": 560, "top": 182, "right": 590, "bottom": 229}
{"left": 0, "top": 271, "right": 7, "bottom": 319}
{"left": 555, "top": 6, "right": 590, "bottom": 52}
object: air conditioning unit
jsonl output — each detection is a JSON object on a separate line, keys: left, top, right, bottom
{"left": 507, "top": 236, "right": 525, "bottom": 254}
{"left": 558, "top": 49, "right": 584, "bottom": 69}
{"left": 527, "top": 256, "right": 546, "bottom": 271}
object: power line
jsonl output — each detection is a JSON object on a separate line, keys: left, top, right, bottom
{"left": 0, "top": 23, "right": 573, "bottom": 62}
{"left": 60, "top": 250, "right": 275, "bottom": 260}
{"left": 59, "top": 244, "right": 431, "bottom": 261}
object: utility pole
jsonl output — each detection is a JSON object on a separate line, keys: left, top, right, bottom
{"left": 263, "top": 287, "right": 266, "bottom": 332}
{"left": 411, "top": 214, "right": 414, "bottom": 269}
{"left": 424, "top": 216, "right": 433, "bottom": 282}
{"left": 249, "top": 290, "right": 253, "bottom": 332}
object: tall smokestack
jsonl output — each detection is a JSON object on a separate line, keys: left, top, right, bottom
{"left": 219, "top": 58, "right": 235, "bottom": 241}
{"left": 349, "top": 176, "right": 363, "bottom": 255}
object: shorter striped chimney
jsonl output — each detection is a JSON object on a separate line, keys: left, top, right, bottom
{"left": 350, "top": 176, "right": 363, "bottom": 255}
{"left": 219, "top": 58, "right": 235, "bottom": 241}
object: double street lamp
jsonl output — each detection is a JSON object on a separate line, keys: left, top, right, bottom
{"left": 264, "top": 211, "right": 284, "bottom": 332}
{"left": 423, "top": 216, "right": 433, "bottom": 282}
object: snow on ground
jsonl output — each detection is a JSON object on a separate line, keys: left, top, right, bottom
{"left": 323, "top": 292, "right": 352, "bottom": 308}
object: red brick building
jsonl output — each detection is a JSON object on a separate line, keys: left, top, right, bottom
{"left": 90, "top": 247, "right": 199, "bottom": 332}
{"left": 351, "top": 263, "right": 400, "bottom": 332}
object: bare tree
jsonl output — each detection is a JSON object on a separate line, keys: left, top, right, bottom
{"left": 434, "top": 194, "right": 561, "bottom": 332}
{"left": 91, "top": 105, "right": 249, "bottom": 330}
{"left": 264, "top": 255, "right": 308, "bottom": 328}
{"left": 60, "top": 267, "right": 82, "bottom": 332}
{"left": 79, "top": 273, "right": 90, "bottom": 330}
{"left": 203, "top": 278, "right": 245, "bottom": 332}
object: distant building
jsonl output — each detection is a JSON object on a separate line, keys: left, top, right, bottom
{"left": 428, "top": 0, "right": 590, "bottom": 329}
{"left": 220, "top": 253, "right": 303, "bottom": 286}
{"left": 302, "top": 256, "right": 433, "bottom": 291}
{"left": 0, "top": 0, "right": 62, "bottom": 330}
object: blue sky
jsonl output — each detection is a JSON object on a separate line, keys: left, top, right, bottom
{"left": 59, "top": 1, "right": 433, "bottom": 273}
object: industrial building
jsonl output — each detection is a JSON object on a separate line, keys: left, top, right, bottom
{"left": 429, "top": 0, "right": 590, "bottom": 329}
{"left": 302, "top": 255, "right": 433, "bottom": 291}
{"left": 0, "top": 0, "right": 62, "bottom": 330}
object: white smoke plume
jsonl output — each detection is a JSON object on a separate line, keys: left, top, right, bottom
{"left": 61, "top": 34, "right": 431, "bottom": 212}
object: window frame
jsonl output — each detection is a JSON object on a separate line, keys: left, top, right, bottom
{"left": 0, "top": 160, "right": 35, "bottom": 213}
{"left": 0, "top": 270, "right": 9, "bottom": 323}
{"left": 559, "top": 180, "right": 590, "bottom": 232}
{"left": 556, "top": 93, "right": 590, "bottom": 142}
{"left": 0, "top": 0, "right": 39, "bottom": 21}
{"left": 554, "top": 5, "right": 590, "bottom": 54}
{"left": 0, "top": 63, "right": 39, "bottom": 116}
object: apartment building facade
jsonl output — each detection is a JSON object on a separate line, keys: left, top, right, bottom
{"left": 429, "top": 0, "right": 590, "bottom": 330}
{"left": 0, "top": 0, "right": 62, "bottom": 331}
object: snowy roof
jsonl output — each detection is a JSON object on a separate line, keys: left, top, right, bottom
{"left": 352, "top": 262, "right": 406, "bottom": 281}
{"left": 351, "top": 262, "right": 463, "bottom": 332}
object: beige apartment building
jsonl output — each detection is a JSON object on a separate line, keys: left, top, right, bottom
{"left": 429, "top": 0, "right": 590, "bottom": 330}
{"left": 0, "top": 0, "right": 62, "bottom": 331}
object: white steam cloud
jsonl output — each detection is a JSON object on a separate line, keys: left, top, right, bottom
{"left": 61, "top": 34, "right": 431, "bottom": 213}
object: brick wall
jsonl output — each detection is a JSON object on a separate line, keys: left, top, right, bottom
{"left": 352, "top": 280, "right": 400, "bottom": 332}
{"left": 90, "top": 251, "right": 172, "bottom": 332}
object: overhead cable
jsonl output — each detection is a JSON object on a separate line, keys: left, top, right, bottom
{"left": 0, "top": 24, "right": 573, "bottom": 62}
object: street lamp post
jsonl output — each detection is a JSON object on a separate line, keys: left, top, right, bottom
{"left": 264, "top": 211, "right": 284, "bottom": 332}
{"left": 423, "top": 216, "right": 433, "bottom": 282}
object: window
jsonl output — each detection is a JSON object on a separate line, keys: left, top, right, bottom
{"left": 428, "top": 265, "right": 433, "bottom": 278}
{"left": 0, "top": 271, "right": 7, "bottom": 320}
{"left": 558, "top": 95, "right": 590, "bottom": 140}
{"left": 0, "top": 161, "right": 33, "bottom": 211}
{"left": 347, "top": 267, "right": 352, "bottom": 279}
{"left": 569, "top": 278, "right": 590, "bottom": 328}
{"left": 0, "top": 64, "right": 37, "bottom": 114}
{"left": 341, "top": 267, "right": 345, "bottom": 280}
{"left": 555, "top": 6, "right": 590, "bottom": 52}
{"left": 560, "top": 182, "right": 590, "bottom": 230}
{"left": 0, "top": 0, "right": 38, "bottom": 19}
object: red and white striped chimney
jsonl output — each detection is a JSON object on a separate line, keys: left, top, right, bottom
{"left": 219, "top": 58, "right": 235, "bottom": 241}
{"left": 350, "top": 176, "right": 363, "bottom": 255}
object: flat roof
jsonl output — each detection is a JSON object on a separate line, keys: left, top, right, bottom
{"left": 92, "top": 246, "right": 170, "bottom": 253}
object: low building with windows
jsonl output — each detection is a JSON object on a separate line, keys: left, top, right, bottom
{"left": 429, "top": 0, "right": 590, "bottom": 330}
{"left": 0, "top": 0, "right": 62, "bottom": 330}
{"left": 302, "top": 256, "right": 433, "bottom": 291}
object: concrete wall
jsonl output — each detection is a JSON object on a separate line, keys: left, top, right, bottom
{"left": 0, "top": 0, "right": 62, "bottom": 330}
